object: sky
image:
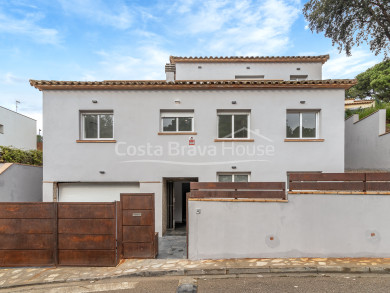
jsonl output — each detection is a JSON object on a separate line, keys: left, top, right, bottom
{"left": 0, "top": 0, "right": 385, "bottom": 134}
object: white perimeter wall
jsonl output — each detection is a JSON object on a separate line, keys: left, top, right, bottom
{"left": 345, "top": 109, "right": 390, "bottom": 171}
{"left": 188, "top": 193, "right": 390, "bottom": 259}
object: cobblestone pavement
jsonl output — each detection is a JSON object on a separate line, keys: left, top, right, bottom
{"left": 1, "top": 258, "right": 390, "bottom": 290}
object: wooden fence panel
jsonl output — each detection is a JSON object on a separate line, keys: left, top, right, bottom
{"left": 289, "top": 182, "right": 365, "bottom": 191}
{"left": 289, "top": 173, "right": 365, "bottom": 182}
{"left": 366, "top": 173, "right": 390, "bottom": 181}
{"left": 189, "top": 182, "right": 286, "bottom": 199}
{"left": 0, "top": 203, "right": 55, "bottom": 267}
{"left": 189, "top": 190, "right": 286, "bottom": 199}
{"left": 57, "top": 203, "right": 117, "bottom": 267}
{"left": 191, "top": 182, "right": 285, "bottom": 190}
{"left": 289, "top": 172, "right": 390, "bottom": 192}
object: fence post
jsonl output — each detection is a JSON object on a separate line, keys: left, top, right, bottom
{"left": 363, "top": 173, "right": 367, "bottom": 193}
{"left": 116, "top": 201, "right": 123, "bottom": 265}
{"left": 54, "top": 202, "right": 58, "bottom": 267}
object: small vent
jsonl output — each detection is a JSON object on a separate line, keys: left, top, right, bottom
{"left": 235, "top": 75, "right": 264, "bottom": 80}
{"left": 290, "top": 75, "right": 308, "bottom": 81}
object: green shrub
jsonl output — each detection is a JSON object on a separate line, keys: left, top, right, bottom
{"left": 0, "top": 146, "right": 42, "bottom": 166}
{"left": 345, "top": 101, "right": 390, "bottom": 122}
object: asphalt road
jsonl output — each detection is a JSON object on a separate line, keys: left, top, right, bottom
{"left": 5, "top": 274, "right": 390, "bottom": 293}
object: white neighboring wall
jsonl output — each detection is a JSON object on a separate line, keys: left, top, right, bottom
{"left": 345, "top": 109, "right": 390, "bottom": 171}
{"left": 0, "top": 106, "right": 37, "bottom": 150}
{"left": 175, "top": 62, "right": 322, "bottom": 81}
{"left": 188, "top": 193, "right": 390, "bottom": 259}
{"left": 0, "top": 163, "right": 42, "bottom": 202}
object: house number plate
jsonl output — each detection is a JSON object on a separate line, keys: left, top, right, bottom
{"left": 132, "top": 213, "right": 142, "bottom": 217}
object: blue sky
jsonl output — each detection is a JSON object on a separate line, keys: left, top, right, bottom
{"left": 0, "top": 0, "right": 384, "bottom": 133}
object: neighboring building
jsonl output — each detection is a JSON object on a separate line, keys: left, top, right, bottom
{"left": 30, "top": 54, "right": 355, "bottom": 236}
{"left": 345, "top": 98, "right": 375, "bottom": 110}
{"left": 345, "top": 109, "right": 390, "bottom": 171}
{"left": 0, "top": 106, "right": 37, "bottom": 150}
{"left": 0, "top": 163, "right": 42, "bottom": 201}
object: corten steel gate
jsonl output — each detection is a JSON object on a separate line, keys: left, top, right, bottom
{"left": 0, "top": 203, "right": 56, "bottom": 267}
{"left": 57, "top": 202, "right": 119, "bottom": 266}
{"left": 121, "top": 193, "right": 158, "bottom": 258}
{"left": 0, "top": 195, "right": 157, "bottom": 267}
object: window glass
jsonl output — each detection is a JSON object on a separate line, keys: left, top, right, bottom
{"left": 218, "top": 115, "right": 232, "bottom": 138}
{"left": 234, "top": 115, "right": 248, "bottom": 138}
{"left": 218, "top": 175, "right": 233, "bottom": 182}
{"left": 163, "top": 117, "right": 176, "bottom": 132}
{"left": 286, "top": 113, "right": 300, "bottom": 138}
{"left": 302, "top": 112, "right": 316, "bottom": 138}
{"left": 178, "top": 117, "right": 192, "bottom": 131}
{"left": 99, "top": 114, "right": 113, "bottom": 138}
{"left": 234, "top": 174, "right": 249, "bottom": 182}
{"left": 84, "top": 114, "right": 98, "bottom": 138}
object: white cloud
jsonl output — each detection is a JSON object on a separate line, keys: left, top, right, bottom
{"left": 81, "top": 46, "right": 170, "bottom": 81}
{"left": 0, "top": 11, "right": 59, "bottom": 45}
{"left": 323, "top": 49, "right": 382, "bottom": 79}
{"left": 169, "top": 0, "right": 300, "bottom": 56}
{"left": 58, "top": 0, "right": 133, "bottom": 29}
{"left": 1, "top": 73, "right": 26, "bottom": 84}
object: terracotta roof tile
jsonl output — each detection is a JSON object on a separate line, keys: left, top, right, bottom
{"left": 170, "top": 55, "right": 330, "bottom": 64}
{"left": 30, "top": 79, "right": 356, "bottom": 91}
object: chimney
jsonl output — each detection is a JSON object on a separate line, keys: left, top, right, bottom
{"left": 165, "top": 63, "right": 176, "bottom": 82}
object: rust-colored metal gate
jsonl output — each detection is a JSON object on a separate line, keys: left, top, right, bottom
{"left": 121, "top": 193, "right": 157, "bottom": 258}
{"left": 57, "top": 202, "right": 118, "bottom": 266}
{"left": 0, "top": 194, "right": 157, "bottom": 267}
{"left": 0, "top": 203, "right": 56, "bottom": 267}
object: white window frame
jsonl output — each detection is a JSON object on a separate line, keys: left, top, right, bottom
{"left": 160, "top": 111, "right": 194, "bottom": 132}
{"left": 81, "top": 112, "right": 114, "bottom": 140}
{"left": 286, "top": 111, "right": 319, "bottom": 139}
{"left": 217, "top": 111, "right": 250, "bottom": 139}
{"left": 217, "top": 172, "right": 251, "bottom": 182}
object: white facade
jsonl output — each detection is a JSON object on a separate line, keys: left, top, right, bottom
{"left": 0, "top": 106, "right": 37, "bottom": 150}
{"left": 32, "top": 55, "right": 353, "bottom": 236}
{"left": 175, "top": 62, "right": 322, "bottom": 81}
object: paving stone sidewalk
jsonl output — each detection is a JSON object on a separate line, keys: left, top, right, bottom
{"left": 1, "top": 258, "right": 390, "bottom": 289}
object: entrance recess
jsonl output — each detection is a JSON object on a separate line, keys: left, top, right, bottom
{"left": 161, "top": 178, "right": 198, "bottom": 259}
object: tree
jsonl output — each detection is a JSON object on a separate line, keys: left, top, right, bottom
{"left": 346, "top": 60, "right": 390, "bottom": 101}
{"left": 303, "top": 0, "right": 390, "bottom": 57}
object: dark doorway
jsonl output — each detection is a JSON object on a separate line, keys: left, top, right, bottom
{"left": 165, "top": 178, "right": 197, "bottom": 233}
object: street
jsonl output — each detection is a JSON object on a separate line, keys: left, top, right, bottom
{"left": 3, "top": 273, "right": 390, "bottom": 293}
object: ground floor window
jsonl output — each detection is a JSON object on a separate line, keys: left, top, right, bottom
{"left": 217, "top": 173, "right": 250, "bottom": 182}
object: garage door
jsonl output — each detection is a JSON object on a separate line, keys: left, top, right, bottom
{"left": 58, "top": 183, "right": 140, "bottom": 202}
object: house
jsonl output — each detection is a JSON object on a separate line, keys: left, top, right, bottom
{"left": 0, "top": 106, "right": 37, "bottom": 150}
{"left": 345, "top": 98, "right": 375, "bottom": 110}
{"left": 30, "top": 55, "right": 356, "bottom": 236}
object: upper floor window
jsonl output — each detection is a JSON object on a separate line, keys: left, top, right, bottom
{"left": 81, "top": 112, "right": 113, "bottom": 140}
{"left": 161, "top": 111, "right": 194, "bottom": 132}
{"left": 0, "top": 124, "right": 3, "bottom": 134}
{"left": 218, "top": 111, "right": 250, "bottom": 139}
{"left": 218, "top": 173, "right": 250, "bottom": 182}
{"left": 290, "top": 75, "right": 308, "bottom": 81}
{"left": 286, "top": 111, "right": 319, "bottom": 139}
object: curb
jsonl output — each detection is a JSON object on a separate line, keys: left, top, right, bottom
{"left": 1, "top": 266, "right": 390, "bottom": 290}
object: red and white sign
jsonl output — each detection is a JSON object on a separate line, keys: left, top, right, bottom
{"left": 189, "top": 137, "right": 195, "bottom": 145}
